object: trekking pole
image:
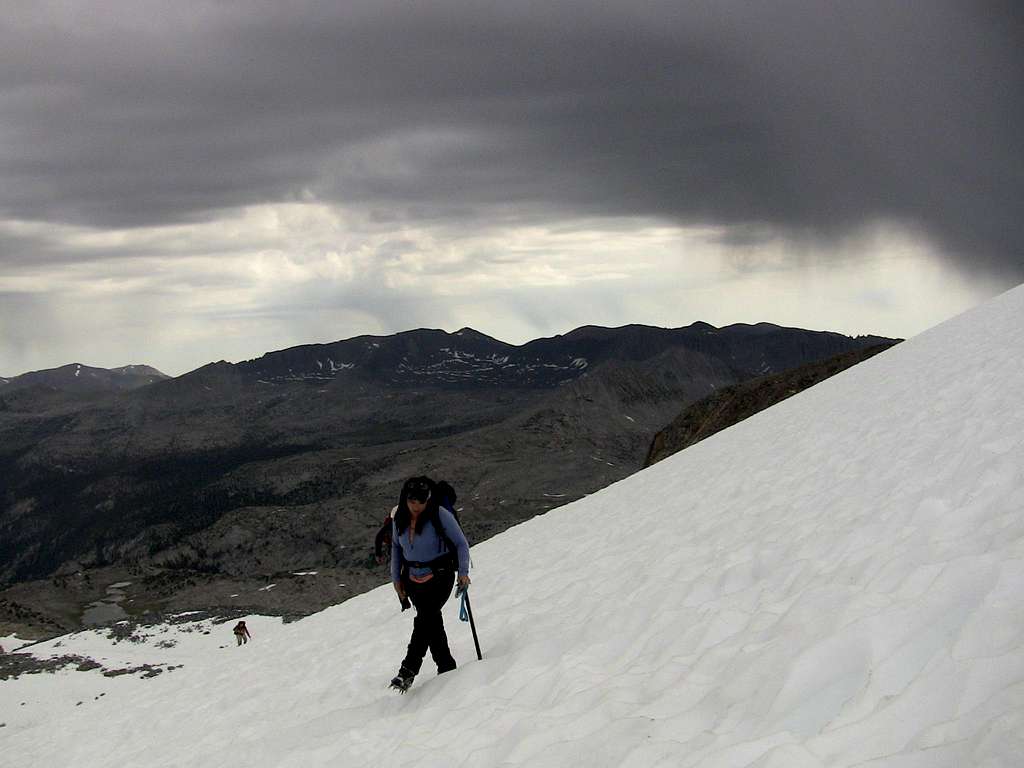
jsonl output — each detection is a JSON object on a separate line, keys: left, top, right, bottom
{"left": 459, "top": 588, "right": 483, "bottom": 660}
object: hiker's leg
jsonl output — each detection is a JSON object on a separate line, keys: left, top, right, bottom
{"left": 401, "top": 581, "right": 433, "bottom": 674}
{"left": 426, "top": 570, "right": 457, "bottom": 673}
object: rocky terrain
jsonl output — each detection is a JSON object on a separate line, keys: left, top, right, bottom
{"left": 0, "top": 323, "right": 895, "bottom": 639}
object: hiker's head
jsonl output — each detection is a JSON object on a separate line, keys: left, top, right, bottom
{"left": 396, "top": 476, "right": 436, "bottom": 533}
{"left": 404, "top": 477, "right": 431, "bottom": 504}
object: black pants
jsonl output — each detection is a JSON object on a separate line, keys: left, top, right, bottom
{"left": 402, "top": 568, "right": 457, "bottom": 675}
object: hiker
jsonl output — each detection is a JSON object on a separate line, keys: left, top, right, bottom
{"left": 375, "top": 482, "right": 458, "bottom": 564}
{"left": 389, "top": 476, "right": 470, "bottom": 692}
{"left": 233, "top": 621, "right": 251, "bottom": 646}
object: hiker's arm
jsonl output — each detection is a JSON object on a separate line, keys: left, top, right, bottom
{"left": 438, "top": 508, "right": 471, "bottom": 578}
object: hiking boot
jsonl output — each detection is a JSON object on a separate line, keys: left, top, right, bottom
{"left": 389, "top": 665, "right": 416, "bottom": 693}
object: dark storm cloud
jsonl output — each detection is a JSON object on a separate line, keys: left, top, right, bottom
{"left": 1, "top": 0, "right": 1021, "bottom": 276}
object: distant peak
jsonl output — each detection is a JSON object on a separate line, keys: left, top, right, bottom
{"left": 561, "top": 324, "right": 614, "bottom": 339}
{"left": 453, "top": 327, "right": 490, "bottom": 338}
{"left": 451, "top": 327, "right": 512, "bottom": 346}
{"left": 194, "top": 360, "right": 232, "bottom": 372}
{"left": 719, "top": 321, "right": 787, "bottom": 335}
{"left": 111, "top": 364, "right": 169, "bottom": 378}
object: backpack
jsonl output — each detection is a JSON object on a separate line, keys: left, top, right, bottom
{"left": 373, "top": 505, "right": 399, "bottom": 562}
{"left": 432, "top": 480, "right": 466, "bottom": 569}
{"left": 434, "top": 480, "right": 458, "bottom": 520}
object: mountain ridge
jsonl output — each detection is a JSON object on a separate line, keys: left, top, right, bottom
{"left": 0, "top": 363, "right": 168, "bottom": 394}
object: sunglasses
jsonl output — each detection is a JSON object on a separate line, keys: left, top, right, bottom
{"left": 405, "top": 481, "right": 431, "bottom": 503}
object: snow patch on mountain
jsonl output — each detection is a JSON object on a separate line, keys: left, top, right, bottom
{"left": 1, "top": 633, "right": 34, "bottom": 651}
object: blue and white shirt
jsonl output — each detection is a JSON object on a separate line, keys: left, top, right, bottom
{"left": 391, "top": 507, "right": 470, "bottom": 582}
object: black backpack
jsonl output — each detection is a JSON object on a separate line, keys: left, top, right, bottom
{"left": 434, "top": 480, "right": 458, "bottom": 520}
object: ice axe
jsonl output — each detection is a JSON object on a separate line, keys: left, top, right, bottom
{"left": 457, "top": 585, "right": 483, "bottom": 660}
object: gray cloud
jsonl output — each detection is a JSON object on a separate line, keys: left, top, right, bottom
{"left": 1, "top": 1, "right": 1021, "bottom": 276}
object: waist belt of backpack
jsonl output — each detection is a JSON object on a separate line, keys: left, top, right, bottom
{"left": 406, "top": 555, "right": 453, "bottom": 572}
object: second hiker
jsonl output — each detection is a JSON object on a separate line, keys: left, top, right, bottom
{"left": 389, "top": 476, "right": 470, "bottom": 692}
{"left": 233, "top": 620, "right": 251, "bottom": 646}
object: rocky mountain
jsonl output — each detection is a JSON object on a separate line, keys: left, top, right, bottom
{"left": 0, "top": 363, "right": 168, "bottom": 396}
{"left": 226, "top": 322, "right": 887, "bottom": 388}
{"left": 0, "top": 323, "right": 895, "bottom": 636}
{"left": 644, "top": 342, "right": 900, "bottom": 467}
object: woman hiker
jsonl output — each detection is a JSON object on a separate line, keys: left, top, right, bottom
{"left": 389, "top": 476, "right": 470, "bottom": 692}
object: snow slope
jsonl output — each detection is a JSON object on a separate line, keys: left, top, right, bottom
{"left": 0, "top": 634, "right": 33, "bottom": 652}
{"left": 3, "top": 286, "right": 1024, "bottom": 767}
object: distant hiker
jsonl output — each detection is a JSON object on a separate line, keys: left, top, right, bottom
{"left": 233, "top": 621, "right": 251, "bottom": 646}
{"left": 373, "top": 505, "right": 399, "bottom": 564}
{"left": 389, "top": 476, "right": 470, "bottom": 692}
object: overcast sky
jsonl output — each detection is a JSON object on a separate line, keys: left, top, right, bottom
{"left": 1, "top": 1, "right": 1020, "bottom": 377}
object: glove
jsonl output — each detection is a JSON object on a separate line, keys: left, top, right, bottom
{"left": 399, "top": 595, "right": 411, "bottom": 611}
